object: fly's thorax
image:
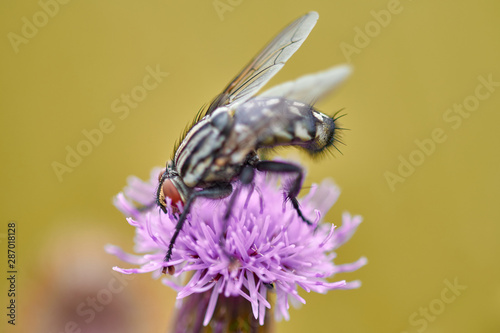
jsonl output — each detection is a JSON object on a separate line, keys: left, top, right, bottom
{"left": 174, "top": 107, "right": 234, "bottom": 187}
{"left": 216, "top": 122, "right": 258, "bottom": 165}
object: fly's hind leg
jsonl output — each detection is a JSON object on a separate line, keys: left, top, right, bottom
{"left": 255, "top": 160, "right": 312, "bottom": 225}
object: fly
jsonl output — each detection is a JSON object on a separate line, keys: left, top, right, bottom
{"left": 156, "top": 11, "right": 351, "bottom": 273}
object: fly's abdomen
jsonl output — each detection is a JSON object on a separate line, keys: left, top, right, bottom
{"left": 304, "top": 110, "right": 337, "bottom": 153}
{"left": 234, "top": 97, "right": 339, "bottom": 155}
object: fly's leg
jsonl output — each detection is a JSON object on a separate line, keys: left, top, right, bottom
{"left": 223, "top": 166, "right": 255, "bottom": 220}
{"left": 255, "top": 160, "right": 312, "bottom": 225}
{"left": 219, "top": 166, "right": 255, "bottom": 258}
{"left": 163, "top": 183, "right": 232, "bottom": 274}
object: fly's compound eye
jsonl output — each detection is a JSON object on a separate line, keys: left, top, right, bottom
{"left": 159, "top": 179, "right": 183, "bottom": 213}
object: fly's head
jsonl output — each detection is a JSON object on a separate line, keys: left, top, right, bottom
{"left": 156, "top": 161, "right": 186, "bottom": 214}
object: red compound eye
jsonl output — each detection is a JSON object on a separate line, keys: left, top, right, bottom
{"left": 162, "top": 179, "right": 183, "bottom": 211}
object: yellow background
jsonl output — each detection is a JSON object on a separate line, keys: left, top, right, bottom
{"left": 1, "top": 1, "right": 499, "bottom": 332}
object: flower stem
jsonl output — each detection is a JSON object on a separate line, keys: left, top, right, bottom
{"left": 169, "top": 291, "right": 274, "bottom": 333}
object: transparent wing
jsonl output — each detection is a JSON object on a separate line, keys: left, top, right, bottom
{"left": 259, "top": 65, "right": 352, "bottom": 105}
{"left": 205, "top": 11, "right": 319, "bottom": 115}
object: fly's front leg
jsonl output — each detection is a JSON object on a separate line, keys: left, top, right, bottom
{"left": 255, "top": 161, "right": 312, "bottom": 225}
{"left": 163, "top": 183, "right": 232, "bottom": 274}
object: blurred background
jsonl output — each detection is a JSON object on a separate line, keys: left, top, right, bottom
{"left": 1, "top": 1, "right": 499, "bottom": 332}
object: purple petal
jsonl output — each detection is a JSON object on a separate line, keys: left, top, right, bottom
{"left": 108, "top": 166, "right": 366, "bottom": 325}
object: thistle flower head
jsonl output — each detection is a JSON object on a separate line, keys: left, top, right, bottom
{"left": 106, "top": 167, "right": 366, "bottom": 326}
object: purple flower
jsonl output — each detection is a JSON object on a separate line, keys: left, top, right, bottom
{"left": 106, "top": 167, "right": 366, "bottom": 327}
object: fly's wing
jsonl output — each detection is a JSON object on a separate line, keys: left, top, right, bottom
{"left": 205, "top": 11, "right": 319, "bottom": 115}
{"left": 259, "top": 65, "right": 352, "bottom": 105}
